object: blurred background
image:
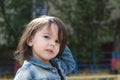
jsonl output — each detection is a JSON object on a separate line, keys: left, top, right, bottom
{"left": 0, "top": 0, "right": 120, "bottom": 79}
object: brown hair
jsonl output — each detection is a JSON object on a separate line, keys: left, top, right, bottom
{"left": 14, "top": 15, "right": 67, "bottom": 65}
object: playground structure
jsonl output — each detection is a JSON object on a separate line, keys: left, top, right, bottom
{"left": 72, "top": 52, "right": 120, "bottom": 75}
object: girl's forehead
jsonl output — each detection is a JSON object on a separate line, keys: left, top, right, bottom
{"left": 43, "top": 23, "right": 58, "bottom": 30}
{"left": 38, "top": 23, "right": 58, "bottom": 33}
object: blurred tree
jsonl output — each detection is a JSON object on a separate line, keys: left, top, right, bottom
{"left": 0, "top": 0, "right": 120, "bottom": 58}
{"left": 0, "top": 0, "right": 45, "bottom": 48}
{"left": 0, "top": 0, "right": 32, "bottom": 48}
{"left": 107, "top": 0, "right": 120, "bottom": 56}
{"left": 47, "top": 0, "right": 112, "bottom": 57}
{"left": 0, "top": 0, "right": 45, "bottom": 68}
{"left": 0, "top": 0, "right": 33, "bottom": 70}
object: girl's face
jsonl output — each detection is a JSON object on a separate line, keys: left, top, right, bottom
{"left": 28, "top": 23, "right": 60, "bottom": 64}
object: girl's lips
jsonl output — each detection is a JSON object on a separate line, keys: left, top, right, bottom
{"left": 45, "top": 49, "right": 53, "bottom": 54}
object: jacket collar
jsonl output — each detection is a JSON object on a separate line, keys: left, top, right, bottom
{"left": 28, "top": 57, "right": 52, "bottom": 69}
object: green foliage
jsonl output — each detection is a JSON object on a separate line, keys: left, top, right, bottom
{"left": 0, "top": 0, "right": 33, "bottom": 48}
{"left": 0, "top": 0, "right": 114, "bottom": 58}
{"left": 47, "top": 0, "right": 113, "bottom": 57}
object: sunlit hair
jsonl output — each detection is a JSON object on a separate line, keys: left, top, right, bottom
{"left": 14, "top": 15, "right": 67, "bottom": 65}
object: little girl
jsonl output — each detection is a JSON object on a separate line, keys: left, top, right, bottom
{"left": 14, "top": 15, "right": 75, "bottom": 80}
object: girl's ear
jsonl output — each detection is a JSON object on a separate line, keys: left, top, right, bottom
{"left": 27, "top": 36, "right": 33, "bottom": 46}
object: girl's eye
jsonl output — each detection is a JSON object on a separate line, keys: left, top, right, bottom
{"left": 44, "top": 35, "right": 49, "bottom": 39}
{"left": 55, "top": 40, "right": 60, "bottom": 44}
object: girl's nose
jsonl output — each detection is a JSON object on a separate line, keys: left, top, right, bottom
{"left": 50, "top": 40, "right": 55, "bottom": 47}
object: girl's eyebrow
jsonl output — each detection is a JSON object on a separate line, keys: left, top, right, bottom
{"left": 42, "top": 32, "right": 51, "bottom": 35}
{"left": 43, "top": 32, "right": 50, "bottom": 34}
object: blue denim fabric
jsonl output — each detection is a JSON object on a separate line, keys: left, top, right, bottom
{"left": 14, "top": 46, "right": 75, "bottom": 80}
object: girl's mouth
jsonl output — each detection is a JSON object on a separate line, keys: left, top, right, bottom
{"left": 46, "top": 49, "right": 53, "bottom": 54}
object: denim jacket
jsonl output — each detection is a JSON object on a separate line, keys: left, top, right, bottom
{"left": 14, "top": 46, "right": 75, "bottom": 80}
